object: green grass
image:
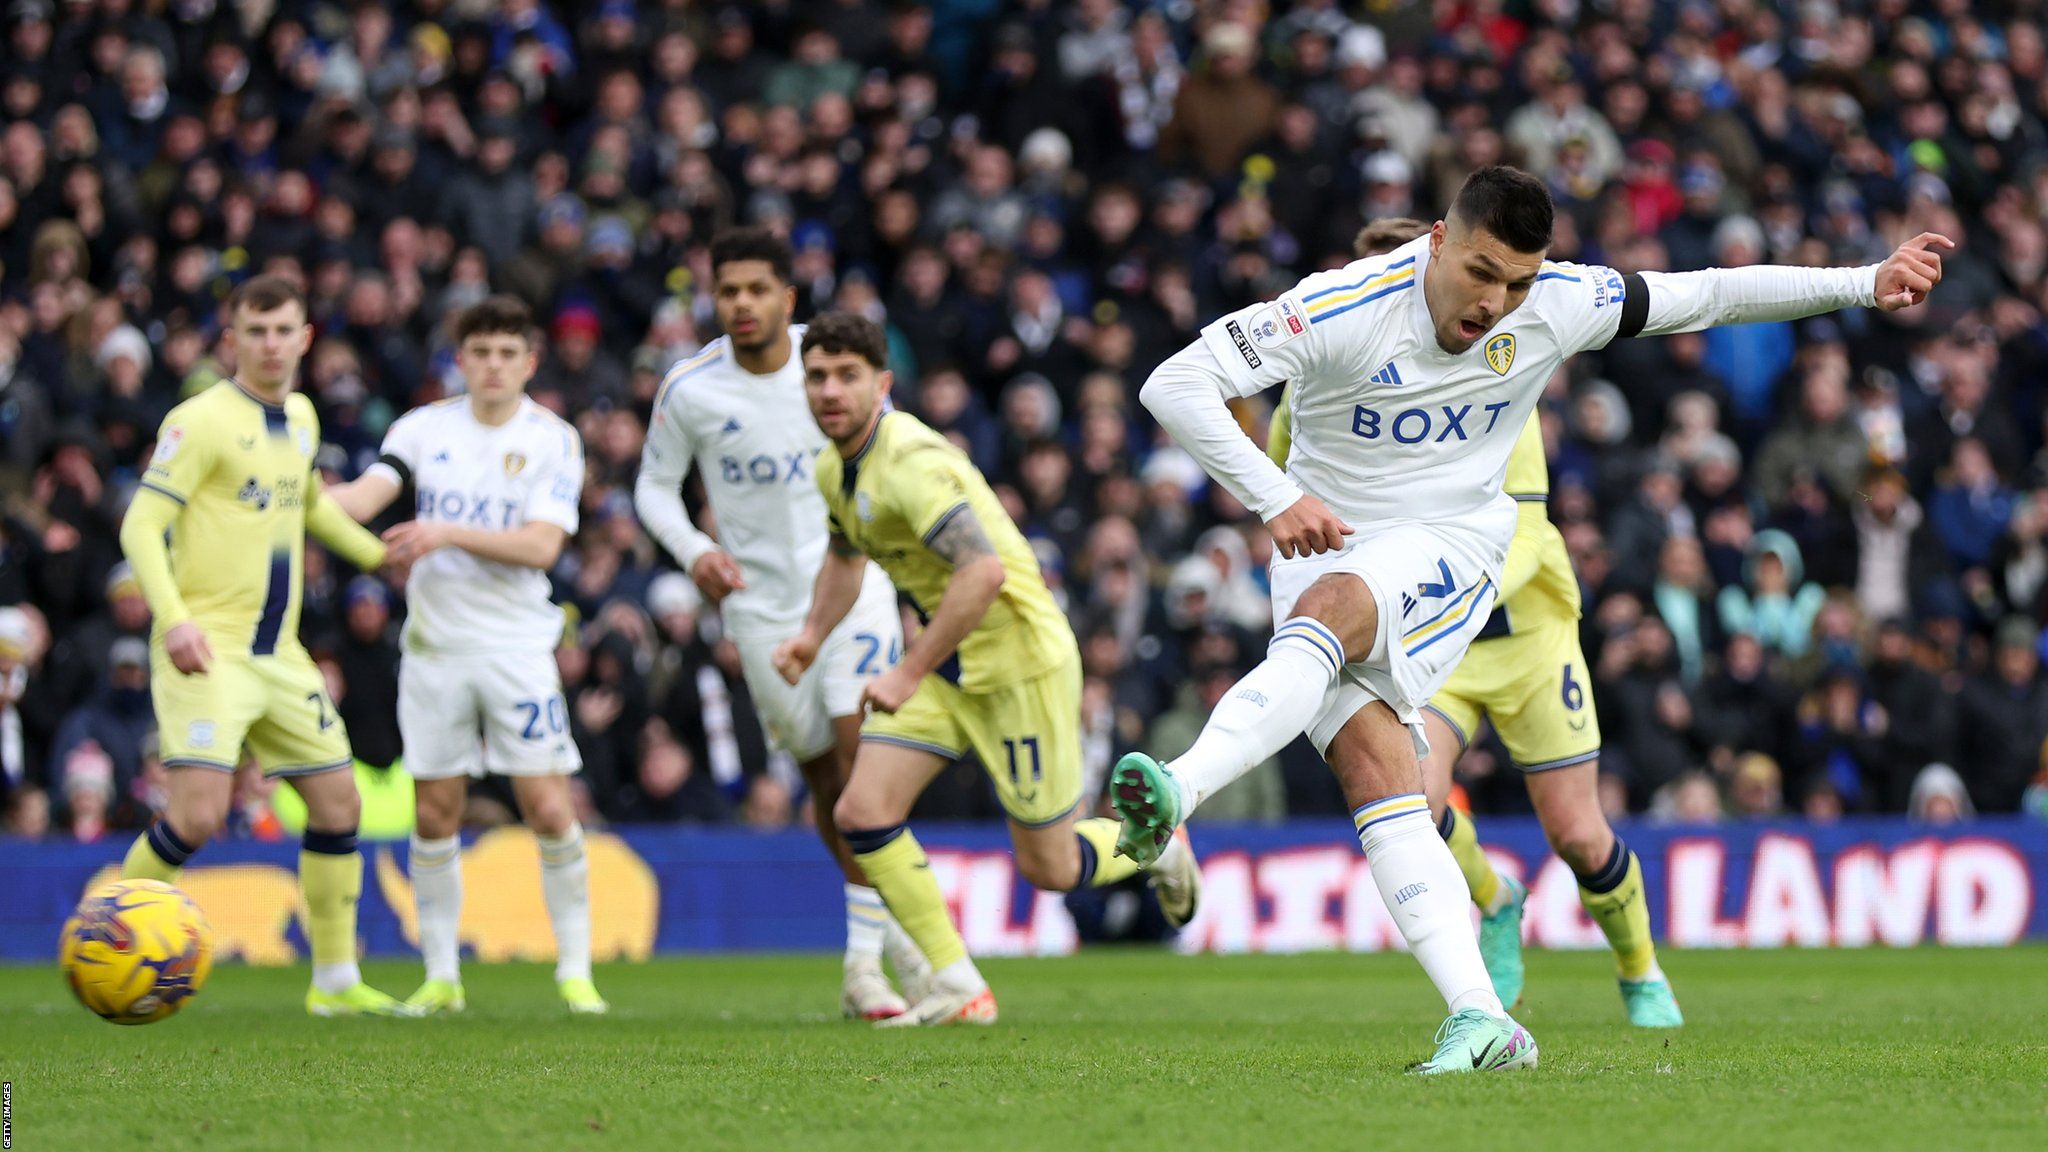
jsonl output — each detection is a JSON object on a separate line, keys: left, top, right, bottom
{"left": 3, "top": 949, "right": 2045, "bottom": 1151}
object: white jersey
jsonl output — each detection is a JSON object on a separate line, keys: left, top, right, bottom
{"left": 1192, "top": 235, "right": 1626, "bottom": 551}
{"left": 635, "top": 330, "right": 893, "bottom": 641}
{"left": 372, "top": 397, "right": 583, "bottom": 655}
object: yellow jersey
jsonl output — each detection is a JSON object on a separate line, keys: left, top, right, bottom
{"left": 131, "top": 382, "right": 336, "bottom": 657}
{"left": 816, "top": 411, "right": 1076, "bottom": 692}
{"left": 1269, "top": 385, "right": 1577, "bottom": 638}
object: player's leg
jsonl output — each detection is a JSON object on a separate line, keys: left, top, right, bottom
{"left": 478, "top": 652, "right": 602, "bottom": 1013}
{"left": 406, "top": 775, "right": 468, "bottom": 1013}
{"left": 397, "top": 651, "right": 483, "bottom": 1013}
{"left": 847, "top": 681, "right": 993, "bottom": 1026}
{"left": 509, "top": 773, "right": 606, "bottom": 1015}
{"left": 1320, "top": 698, "right": 1535, "bottom": 1073}
{"left": 799, "top": 605, "right": 928, "bottom": 1016}
{"left": 124, "top": 654, "right": 252, "bottom": 879}
{"left": 986, "top": 658, "right": 1200, "bottom": 924}
{"left": 1111, "top": 570, "right": 1370, "bottom": 863}
{"left": 1525, "top": 761, "right": 1682, "bottom": 1027}
{"left": 1420, "top": 696, "right": 1525, "bottom": 1008}
{"left": 255, "top": 655, "right": 414, "bottom": 1016}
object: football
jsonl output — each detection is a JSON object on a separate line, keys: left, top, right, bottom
{"left": 58, "top": 879, "right": 213, "bottom": 1026}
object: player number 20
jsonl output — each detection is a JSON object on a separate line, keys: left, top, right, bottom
{"left": 516, "top": 696, "right": 569, "bottom": 740}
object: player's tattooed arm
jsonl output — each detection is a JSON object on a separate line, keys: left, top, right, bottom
{"left": 829, "top": 530, "right": 864, "bottom": 557}
{"left": 924, "top": 504, "right": 996, "bottom": 566}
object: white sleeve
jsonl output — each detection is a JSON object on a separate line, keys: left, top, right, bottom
{"left": 1536, "top": 262, "right": 1630, "bottom": 356}
{"left": 633, "top": 397, "right": 718, "bottom": 570}
{"left": 368, "top": 413, "right": 422, "bottom": 487}
{"left": 1140, "top": 340, "right": 1303, "bottom": 520}
{"left": 1193, "top": 289, "right": 1345, "bottom": 398}
{"left": 1630, "top": 264, "right": 1879, "bottom": 338}
{"left": 524, "top": 427, "right": 583, "bottom": 534}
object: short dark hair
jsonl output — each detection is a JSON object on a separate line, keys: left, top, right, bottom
{"left": 710, "top": 226, "right": 793, "bottom": 285}
{"left": 228, "top": 273, "right": 306, "bottom": 319}
{"left": 801, "top": 312, "right": 888, "bottom": 370}
{"left": 1353, "top": 217, "right": 1429, "bottom": 258}
{"left": 454, "top": 295, "right": 534, "bottom": 345}
{"left": 1448, "top": 165, "right": 1554, "bottom": 254}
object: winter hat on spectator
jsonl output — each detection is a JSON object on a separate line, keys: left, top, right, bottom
{"left": 109, "top": 636, "right": 148, "bottom": 670}
{"left": 1336, "top": 25, "right": 1386, "bottom": 71}
{"left": 552, "top": 304, "right": 602, "bottom": 343}
{"left": 1907, "top": 763, "right": 1975, "bottom": 822}
{"left": 0, "top": 606, "right": 30, "bottom": 661}
{"left": 62, "top": 741, "right": 114, "bottom": 800}
{"left": 8, "top": 0, "right": 51, "bottom": 25}
{"left": 587, "top": 216, "right": 634, "bottom": 259}
{"left": 1361, "top": 151, "right": 1413, "bottom": 187}
{"left": 1140, "top": 446, "right": 1206, "bottom": 496}
{"left": 96, "top": 325, "right": 152, "bottom": 374}
{"left": 345, "top": 576, "right": 390, "bottom": 611}
{"left": 539, "top": 195, "right": 587, "bottom": 232}
{"left": 1203, "top": 22, "right": 1255, "bottom": 62}
{"left": 105, "top": 562, "right": 140, "bottom": 601}
{"left": 1995, "top": 615, "right": 2040, "bottom": 653}
{"left": 1018, "top": 128, "right": 1072, "bottom": 176}
{"left": 647, "top": 571, "right": 701, "bottom": 620}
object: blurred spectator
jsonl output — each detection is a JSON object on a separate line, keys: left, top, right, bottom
{"left": 0, "top": 605, "right": 50, "bottom": 804}
{"left": 1718, "top": 530, "right": 1825, "bottom": 659}
{"left": 1158, "top": 23, "right": 1277, "bottom": 181}
{"left": 1147, "top": 663, "right": 1285, "bottom": 824}
{"left": 1728, "top": 753, "right": 1784, "bottom": 820}
{"left": 317, "top": 576, "right": 403, "bottom": 770}
{"left": 1955, "top": 618, "right": 2048, "bottom": 811}
{"left": 48, "top": 636, "right": 152, "bottom": 821}
{"left": 1907, "top": 763, "right": 1976, "bottom": 826}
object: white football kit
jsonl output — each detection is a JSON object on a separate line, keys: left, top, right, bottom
{"left": 1146, "top": 234, "right": 1878, "bottom": 751}
{"left": 371, "top": 397, "right": 586, "bottom": 779}
{"left": 635, "top": 331, "right": 901, "bottom": 762}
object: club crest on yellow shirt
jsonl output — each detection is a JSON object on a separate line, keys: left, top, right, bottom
{"left": 856, "top": 491, "right": 874, "bottom": 522}
{"left": 1485, "top": 334, "right": 1516, "bottom": 376}
{"left": 504, "top": 452, "right": 527, "bottom": 475}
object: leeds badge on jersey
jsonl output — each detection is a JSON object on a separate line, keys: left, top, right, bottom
{"left": 504, "top": 452, "right": 527, "bottom": 476}
{"left": 1485, "top": 333, "right": 1516, "bottom": 376}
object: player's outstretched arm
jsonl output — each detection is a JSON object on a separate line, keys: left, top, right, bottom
{"left": 1618, "top": 233, "right": 1954, "bottom": 341}
{"left": 321, "top": 471, "right": 402, "bottom": 522}
{"left": 305, "top": 488, "right": 390, "bottom": 571}
{"left": 383, "top": 520, "right": 569, "bottom": 571}
{"left": 773, "top": 533, "right": 868, "bottom": 685}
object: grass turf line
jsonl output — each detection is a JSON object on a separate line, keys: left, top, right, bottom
{"left": 2, "top": 948, "right": 2043, "bottom": 1151}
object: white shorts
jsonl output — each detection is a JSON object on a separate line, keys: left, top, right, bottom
{"left": 1269, "top": 519, "right": 1505, "bottom": 760}
{"left": 736, "top": 574, "right": 902, "bottom": 762}
{"left": 397, "top": 649, "right": 583, "bottom": 780}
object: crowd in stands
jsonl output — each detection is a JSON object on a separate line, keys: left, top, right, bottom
{"left": 6, "top": 0, "right": 2048, "bottom": 843}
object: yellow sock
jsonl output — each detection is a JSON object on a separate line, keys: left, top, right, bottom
{"left": 1579, "top": 845, "right": 1659, "bottom": 980}
{"left": 122, "top": 833, "right": 182, "bottom": 882}
{"left": 849, "top": 826, "right": 966, "bottom": 972}
{"left": 123, "top": 821, "right": 197, "bottom": 882}
{"left": 1438, "top": 807, "right": 1503, "bottom": 911}
{"left": 299, "top": 833, "right": 364, "bottom": 969}
{"left": 1074, "top": 818, "right": 1143, "bottom": 889}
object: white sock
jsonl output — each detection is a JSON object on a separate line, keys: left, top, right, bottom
{"left": 409, "top": 833, "right": 463, "bottom": 984}
{"left": 312, "top": 961, "right": 361, "bottom": 995}
{"left": 882, "top": 914, "right": 929, "bottom": 977}
{"left": 845, "top": 883, "right": 888, "bottom": 967}
{"left": 1356, "top": 795, "right": 1503, "bottom": 1017}
{"left": 538, "top": 823, "right": 593, "bottom": 983}
{"left": 933, "top": 956, "right": 985, "bottom": 995}
{"left": 1168, "top": 619, "right": 1344, "bottom": 811}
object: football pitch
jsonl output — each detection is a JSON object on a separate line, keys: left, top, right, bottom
{"left": 3, "top": 948, "right": 2043, "bottom": 1151}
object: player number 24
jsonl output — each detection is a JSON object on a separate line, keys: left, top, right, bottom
{"left": 852, "top": 633, "right": 900, "bottom": 676}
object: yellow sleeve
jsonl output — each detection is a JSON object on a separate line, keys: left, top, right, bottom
{"left": 1496, "top": 501, "right": 1549, "bottom": 602}
{"left": 305, "top": 473, "right": 388, "bottom": 571}
{"left": 118, "top": 487, "right": 192, "bottom": 629}
{"left": 1502, "top": 412, "right": 1549, "bottom": 499}
{"left": 1267, "top": 386, "right": 1292, "bottom": 467}
{"left": 887, "top": 444, "right": 978, "bottom": 545}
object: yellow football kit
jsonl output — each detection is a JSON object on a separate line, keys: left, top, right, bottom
{"left": 121, "top": 381, "right": 388, "bottom": 777}
{"left": 816, "top": 411, "right": 1083, "bottom": 826}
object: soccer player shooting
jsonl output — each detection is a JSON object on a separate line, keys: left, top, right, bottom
{"left": 1117, "top": 165, "right": 1949, "bottom": 1072}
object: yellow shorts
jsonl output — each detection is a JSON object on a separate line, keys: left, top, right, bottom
{"left": 152, "top": 647, "right": 353, "bottom": 777}
{"left": 1427, "top": 617, "right": 1601, "bottom": 773}
{"left": 862, "top": 655, "right": 1083, "bottom": 827}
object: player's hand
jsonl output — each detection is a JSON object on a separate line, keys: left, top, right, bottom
{"left": 771, "top": 632, "right": 819, "bottom": 685}
{"left": 1874, "top": 232, "right": 1955, "bottom": 311}
{"left": 691, "top": 550, "right": 748, "bottom": 604}
{"left": 859, "top": 665, "right": 921, "bottom": 715}
{"left": 1266, "top": 494, "right": 1354, "bottom": 559}
{"left": 164, "top": 621, "right": 213, "bottom": 676}
{"left": 381, "top": 520, "right": 451, "bottom": 566}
